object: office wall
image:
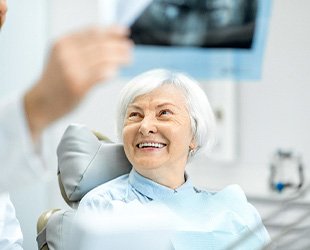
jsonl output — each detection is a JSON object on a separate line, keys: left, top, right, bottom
{"left": 2, "top": 0, "right": 310, "bottom": 249}
{"left": 0, "top": 0, "right": 46, "bottom": 96}
{"left": 190, "top": 0, "right": 310, "bottom": 195}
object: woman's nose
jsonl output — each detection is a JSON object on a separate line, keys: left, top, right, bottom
{"left": 138, "top": 116, "right": 157, "bottom": 136}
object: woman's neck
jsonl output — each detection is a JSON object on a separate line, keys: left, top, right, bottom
{"left": 134, "top": 167, "right": 186, "bottom": 190}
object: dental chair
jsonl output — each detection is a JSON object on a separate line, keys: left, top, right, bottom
{"left": 36, "top": 124, "right": 131, "bottom": 250}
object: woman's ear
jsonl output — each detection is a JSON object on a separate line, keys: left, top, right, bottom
{"left": 189, "top": 140, "right": 196, "bottom": 151}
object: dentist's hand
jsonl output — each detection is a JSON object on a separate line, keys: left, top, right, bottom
{"left": 24, "top": 26, "right": 133, "bottom": 141}
{"left": 0, "top": 0, "right": 7, "bottom": 28}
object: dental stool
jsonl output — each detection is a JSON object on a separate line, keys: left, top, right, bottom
{"left": 36, "top": 124, "right": 131, "bottom": 250}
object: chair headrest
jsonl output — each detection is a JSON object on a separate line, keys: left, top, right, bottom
{"left": 57, "top": 124, "right": 132, "bottom": 207}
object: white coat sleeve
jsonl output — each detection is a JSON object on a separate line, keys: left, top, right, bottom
{"left": 0, "top": 94, "right": 52, "bottom": 191}
{"left": 0, "top": 193, "right": 23, "bottom": 250}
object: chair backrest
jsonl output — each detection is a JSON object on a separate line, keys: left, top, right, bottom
{"left": 36, "top": 124, "right": 132, "bottom": 250}
{"left": 57, "top": 123, "right": 132, "bottom": 207}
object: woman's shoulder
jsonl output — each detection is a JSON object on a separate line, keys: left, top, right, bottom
{"left": 215, "top": 184, "right": 247, "bottom": 201}
{"left": 197, "top": 184, "right": 249, "bottom": 210}
{"left": 198, "top": 184, "right": 246, "bottom": 199}
{"left": 204, "top": 185, "right": 264, "bottom": 223}
{"left": 79, "top": 173, "right": 130, "bottom": 206}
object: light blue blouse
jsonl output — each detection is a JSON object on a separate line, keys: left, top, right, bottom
{"left": 78, "top": 169, "right": 270, "bottom": 250}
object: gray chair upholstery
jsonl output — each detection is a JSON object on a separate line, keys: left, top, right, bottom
{"left": 36, "top": 124, "right": 132, "bottom": 250}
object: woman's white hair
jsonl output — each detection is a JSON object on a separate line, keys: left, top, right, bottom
{"left": 116, "top": 69, "right": 217, "bottom": 156}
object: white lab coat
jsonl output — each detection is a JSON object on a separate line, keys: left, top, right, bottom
{"left": 0, "top": 94, "right": 49, "bottom": 190}
{"left": 0, "top": 193, "right": 23, "bottom": 250}
{"left": 0, "top": 94, "right": 52, "bottom": 249}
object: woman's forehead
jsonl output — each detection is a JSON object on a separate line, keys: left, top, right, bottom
{"left": 130, "top": 85, "right": 187, "bottom": 106}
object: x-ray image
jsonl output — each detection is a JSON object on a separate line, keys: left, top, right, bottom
{"left": 130, "top": 0, "right": 257, "bottom": 48}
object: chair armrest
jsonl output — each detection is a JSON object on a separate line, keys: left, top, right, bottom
{"left": 36, "top": 209, "right": 61, "bottom": 250}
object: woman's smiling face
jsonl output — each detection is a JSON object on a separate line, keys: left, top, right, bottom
{"left": 122, "top": 84, "right": 195, "bottom": 178}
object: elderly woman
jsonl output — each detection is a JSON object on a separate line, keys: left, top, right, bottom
{"left": 78, "top": 69, "right": 270, "bottom": 249}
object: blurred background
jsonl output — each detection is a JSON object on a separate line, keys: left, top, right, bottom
{"left": 1, "top": 0, "right": 310, "bottom": 249}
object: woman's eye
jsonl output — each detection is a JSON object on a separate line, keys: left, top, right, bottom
{"left": 159, "top": 109, "right": 173, "bottom": 116}
{"left": 128, "top": 112, "right": 142, "bottom": 120}
{"left": 129, "top": 112, "right": 138, "bottom": 117}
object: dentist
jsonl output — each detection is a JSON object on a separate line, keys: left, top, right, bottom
{"left": 0, "top": 0, "right": 132, "bottom": 248}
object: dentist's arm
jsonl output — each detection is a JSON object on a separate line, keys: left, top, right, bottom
{"left": 24, "top": 26, "right": 133, "bottom": 141}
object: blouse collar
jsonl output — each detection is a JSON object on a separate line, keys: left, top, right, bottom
{"left": 128, "top": 168, "right": 196, "bottom": 201}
